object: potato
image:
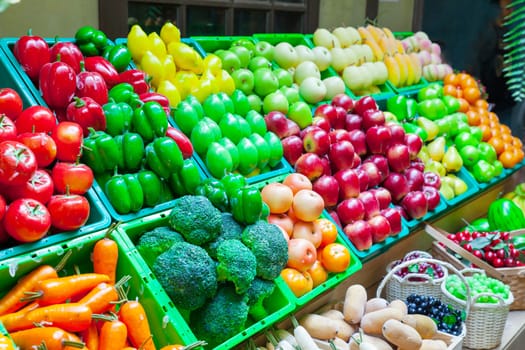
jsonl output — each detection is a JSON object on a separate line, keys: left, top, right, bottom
{"left": 360, "top": 307, "right": 404, "bottom": 335}
{"left": 321, "top": 309, "right": 345, "bottom": 321}
{"left": 401, "top": 314, "right": 438, "bottom": 339}
{"left": 331, "top": 319, "right": 355, "bottom": 342}
{"left": 382, "top": 319, "right": 422, "bottom": 349}
{"left": 299, "top": 313, "right": 339, "bottom": 340}
{"left": 349, "top": 332, "right": 393, "bottom": 350}
{"left": 388, "top": 299, "right": 408, "bottom": 316}
{"left": 365, "top": 297, "right": 389, "bottom": 314}
{"left": 343, "top": 284, "right": 368, "bottom": 324}
{"left": 419, "top": 339, "right": 448, "bottom": 350}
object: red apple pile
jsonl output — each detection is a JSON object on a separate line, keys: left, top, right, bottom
{"left": 268, "top": 93, "right": 443, "bottom": 251}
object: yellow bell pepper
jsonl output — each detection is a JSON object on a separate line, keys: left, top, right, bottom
{"left": 157, "top": 80, "right": 181, "bottom": 107}
{"left": 141, "top": 50, "right": 164, "bottom": 88}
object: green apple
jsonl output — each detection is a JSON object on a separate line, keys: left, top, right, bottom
{"left": 459, "top": 144, "right": 480, "bottom": 168}
{"left": 247, "top": 94, "right": 262, "bottom": 113}
{"left": 299, "top": 76, "right": 327, "bottom": 104}
{"left": 231, "top": 89, "right": 251, "bottom": 116}
{"left": 263, "top": 90, "right": 290, "bottom": 114}
{"left": 253, "top": 68, "right": 279, "bottom": 97}
{"left": 203, "top": 94, "right": 226, "bottom": 123}
{"left": 312, "top": 46, "right": 332, "bottom": 72}
{"left": 287, "top": 101, "right": 313, "bottom": 129}
{"left": 232, "top": 38, "right": 256, "bottom": 56}
{"left": 215, "top": 49, "right": 241, "bottom": 73}
{"left": 273, "top": 67, "right": 294, "bottom": 88}
{"left": 322, "top": 76, "right": 346, "bottom": 100}
{"left": 231, "top": 68, "right": 255, "bottom": 95}
{"left": 254, "top": 40, "right": 275, "bottom": 61}
{"left": 454, "top": 131, "right": 479, "bottom": 150}
{"left": 219, "top": 112, "right": 243, "bottom": 144}
{"left": 295, "top": 44, "right": 315, "bottom": 63}
{"left": 478, "top": 142, "right": 498, "bottom": 164}
{"left": 342, "top": 65, "right": 371, "bottom": 92}
{"left": 248, "top": 56, "right": 272, "bottom": 72}
{"left": 279, "top": 85, "right": 301, "bottom": 104}
{"left": 249, "top": 133, "right": 271, "bottom": 169}
{"left": 274, "top": 42, "right": 299, "bottom": 69}
{"left": 294, "top": 61, "right": 321, "bottom": 85}
{"left": 245, "top": 110, "right": 267, "bottom": 136}
{"left": 229, "top": 45, "right": 252, "bottom": 69}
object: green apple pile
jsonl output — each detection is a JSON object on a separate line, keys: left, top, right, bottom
{"left": 173, "top": 90, "right": 284, "bottom": 179}
{"left": 445, "top": 273, "right": 512, "bottom": 304}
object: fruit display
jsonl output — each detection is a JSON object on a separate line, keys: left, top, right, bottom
{"left": 405, "top": 294, "right": 464, "bottom": 336}
{"left": 445, "top": 273, "right": 512, "bottom": 304}
{"left": 503, "top": 183, "right": 525, "bottom": 215}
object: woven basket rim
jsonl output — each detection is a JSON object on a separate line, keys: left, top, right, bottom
{"left": 386, "top": 259, "right": 448, "bottom": 286}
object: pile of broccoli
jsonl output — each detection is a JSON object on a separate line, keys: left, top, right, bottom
{"left": 135, "top": 195, "right": 289, "bottom": 348}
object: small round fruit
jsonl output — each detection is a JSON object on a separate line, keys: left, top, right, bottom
{"left": 292, "top": 220, "right": 323, "bottom": 248}
{"left": 313, "top": 217, "right": 338, "bottom": 248}
{"left": 320, "top": 243, "right": 351, "bottom": 273}
{"left": 282, "top": 172, "right": 313, "bottom": 194}
{"left": 261, "top": 182, "right": 294, "bottom": 214}
{"left": 287, "top": 238, "right": 318, "bottom": 271}
{"left": 292, "top": 189, "right": 324, "bottom": 222}
{"left": 307, "top": 260, "right": 328, "bottom": 288}
{"left": 280, "top": 268, "right": 314, "bottom": 297}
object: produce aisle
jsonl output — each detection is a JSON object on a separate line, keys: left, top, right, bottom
{"left": 0, "top": 15, "right": 525, "bottom": 350}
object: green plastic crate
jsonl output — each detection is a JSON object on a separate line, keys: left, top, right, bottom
{"left": 386, "top": 77, "right": 430, "bottom": 96}
{"left": 117, "top": 210, "right": 297, "bottom": 350}
{"left": 0, "top": 228, "right": 196, "bottom": 349}
{"left": 0, "top": 48, "right": 39, "bottom": 109}
{"left": 190, "top": 36, "right": 256, "bottom": 54}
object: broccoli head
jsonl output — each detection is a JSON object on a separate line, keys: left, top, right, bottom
{"left": 152, "top": 241, "right": 217, "bottom": 311}
{"left": 241, "top": 221, "right": 288, "bottom": 280}
{"left": 203, "top": 212, "right": 244, "bottom": 258}
{"left": 245, "top": 277, "right": 276, "bottom": 321}
{"left": 190, "top": 284, "right": 249, "bottom": 347}
{"left": 168, "top": 195, "right": 222, "bottom": 245}
{"left": 216, "top": 239, "right": 257, "bottom": 294}
{"left": 135, "top": 226, "right": 184, "bottom": 268}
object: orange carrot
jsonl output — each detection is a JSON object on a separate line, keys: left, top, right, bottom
{"left": 159, "top": 341, "right": 207, "bottom": 350}
{"left": 99, "top": 319, "right": 128, "bottom": 350}
{"left": 23, "top": 273, "right": 110, "bottom": 306}
{"left": 78, "top": 282, "right": 119, "bottom": 314}
{"left": 9, "top": 327, "right": 86, "bottom": 350}
{"left": 119, "top": 300, "right": 155, "bottom": 350}
{"left": 93, "top": 237, "right": 119, "bottom": 285}
{"left": 0, "top": 302, "right": 38, "bottom": 333}
{"left": 80, "top": 322, "right": 100, "bottom": 350}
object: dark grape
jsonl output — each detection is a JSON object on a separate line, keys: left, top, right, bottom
{"left": 404, "top": 293, "right": 464, "bottom": 335}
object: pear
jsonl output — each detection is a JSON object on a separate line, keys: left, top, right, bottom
{"left": 426, "top": 160, "right": 446, "bottom": 177}
{"left": 440, "top": 182, "right": 455, "bottom": 200}
{"left": 416, "top": 117, "right": 439, "bottom": 141}
{"left": 447, "top": 174, "right": 468, "bottom": 195}
{"left": 442, "top": 146, "right": 463, "bottom": 172}
{"left": 427, "top": 136, "right": 446, "bottom": 162}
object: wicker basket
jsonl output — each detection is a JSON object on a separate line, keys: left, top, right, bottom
{"left": 377, "top": 257, "right": 469, "bottom": 350}
{"left": 426, "top": 224, "right": 525, "bottom": 310}
{"left": 441, "top": 269, "right": 514, "bottom": 349}
{"left": 381, "top": 250, "right": 448, "bottom": 302}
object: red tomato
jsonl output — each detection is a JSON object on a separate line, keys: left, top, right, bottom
{"left": 17, "top": 132, "right": 57, "bottom": 168}
{"left": 0, "top": 115, "right": 17, "bottom": 142}
{"left": 47, "top": 193, "right": 90, "bottom": 231}
{"left": 5, "top": 169, "right": 54, "bottom": 204}
{"left": 51, "top": 121, "right": 83, "bottom": 162}
{"left": 0, "top": 141, "right": 37, "bottom": 186}
{"left": 51, "top": 162, "right": 94, "bottom": 195}
{"left": 15, "top": 106, "right": 57, "bottom": 134}
{"left": 0, "top": 194, "right": 6, "bottom": 221}
{"left": 4, "top": 198, "right": 51, "bottom": 242}
{"left": 0, "top": 88, "right": 23, "bottom": 119}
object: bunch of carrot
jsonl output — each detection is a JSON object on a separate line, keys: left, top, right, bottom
{"left": 0, "top": 235, "right": 161, "bottom": 350}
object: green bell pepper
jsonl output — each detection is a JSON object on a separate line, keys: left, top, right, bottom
{"left": 387, "top": 95, "right": 409, "bottom": 122}
{"left": 179, "top": 159, "right": 202, "bottom": 194}
{"left": 195, "top": 178, "right": 229, "bottom": 212}
{"left": 114, "top": 132, "right": 145, "bottom": 172}
{"left": 220, "top": 172, "right": 246, "bottom": 198}
{"left": 105, "top": 172, "right": 144, "bottom": 214}
{"left": 82, "top": 128, "right": 120, "bottom": 175}
{"left": 230, "top": 186, "right": 263, "bottom": 225}
{"left": 103, "top": 100, "right": 134, "bottom": 136}
{"left": 102, "top": 44, "right": 132, "bottom": 73}
{"left": 145, "top": 136, "right": 183, "bottom": 180}
{"left": 137, "top": 169, "right": 162, "bottom": 207}
{"left": 75, "top": 25, "right": 109, "bottom": 56}
{"left": 167, "top": 172, "right": 186, "bottom": 197}
{"left": 109, "top": 83, "right": 142, "bottom": 108}
{"left": 132, "top": 101, "right": 169, "bottom": 143}
{"left": 464, "top": 217, "right": 492, "bottom": 232}
{"left": 403, "top": 122, "right": 428, "bottom": 142}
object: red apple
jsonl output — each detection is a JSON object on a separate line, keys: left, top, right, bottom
{"left": 334, "top": 168, "right": 360, "bottom": 200}
{"left": 409, "top": 158, "right": 426, "bottom": 172}
{"left": 344, "top": 220, "right": 373, "bottom": 251}
{"left": 404, "top": 133, "right": 423, "bottom": 160}
{"left": 361, "top": 109, "right": 385, "bottom": 131}
{"left": 366, "top": 125, "right": 392, "bottom": 154}
{"left": 401, "top": 190, "right": 428, "bottom": 219}
{"left": 329, "top": 129, "right": 352, "bottom": 144}
{"left": 320, "top": 156, "right": 332, "bottom": 176}
{"left": 370, "top": 187, "right": 392, "bottom": 210}
{"left": 368, "top": 214, "right": 391, "bottom": 243}
{"left": 265, "top": 111, "right": 300, "bottom": 139}
{"left": 358, "top": 162, "right": 381, "bottom": 188}
{"left": 303, "top": 127, "right": 330, "bottom": 156}
{"left": 287, "top": 238, "right": 318, "bottom": 271}
{"left": 268, "top": 213, "right": 295, "bottom": 237}
{"left": 380, "top": 207, "right": 403, "bottom": 235}
{"left": 328, "top": 209, "right": 342, "bottom": 227}
{"left": 292, "top": 220, "right": 323, "bottom": 248}
{"left": 295, "top": 153, "right": 325, "bottom": 181}
{"left": 283, "top": 173, "right": 313, "bottom": 194}
{"left": 352, "top": 152, "right": 361, "bottom": 168}
{"left": 423, "top": 171, "right": 441, "bottom": 189}
{"left": 347, "top": 129, "right": 367, "bottom": 156}
{"left": 329, "top": 140, "right": 355, "bottom": 172}
{"left": 391, "top": 204, "right": 408, "bottom": 220}
{"left": 315, "top": 103, "right": 340, "bottom": 129}
{"left": 299, "top": 125, "right": 319, "bottom": 139}
{"left": 331, "top": 93, "right": 355, "bottom": 112}
{"left": 354, "top": 96, "right": 378, "bottom": 116}
{"left": 404, "top": 167, "right": 424, "bottom": 192}
{"left": 332, "top": 105, "right": 349, "bottom": 130}
{"left": 364, "top": 154, "right": 389, "bottom": 182}
{"left": 292, "top": 189, "right": 325, "bottom": 222}
{"left": 313, "top": 175, "right": 340, "bottom": 208}
{"left": 345, "top": 113, "right": 362, "bottom": 131}
{"left": 311, "top": 115, "right": 331, "bottom": 132}
{"left": 422, "top": 185, "right": 441, "bottom": 211}
{"left": 358, "top": 190, "right": 380, "bottom": 219}
{"left": 337, "top": 198, "right": 365, "bottom": 225}
{"left": 386, "top": 143, "right": 410, "bottom": 173}
{"left": 354, "top": 166, "right": 369, "bottom": 192}
{"left": 387, "top": 123, "right": 406, "bottom": 146}
{"left": 382, "top": 172, "right": 410, "bottom": 203}
{"left": 281, "top": 135, "right": 304, "bottom": 166}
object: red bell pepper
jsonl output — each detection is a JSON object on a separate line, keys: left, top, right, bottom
{"left": 66, "top": 96, "right": 107, "bottom": 135}
{"left": 49, "top": 40, "right": 84, "bottom": 74}
{"left": 84, "top": 56, "right": 120, "bottom": 88}
{"left": 118, "top": 69, "right": 150, "bottom": 95}
{"left": 76, "top": 62, "right": 109, "bottom": 106}
{"left": 139, "top": 91, "right": 170, "bottom": 116}
{"left": 13, "top": 29, "right": 51, "bottom": 83}
{"left": 39, "top": 60, "right": 76, "bottom": 110}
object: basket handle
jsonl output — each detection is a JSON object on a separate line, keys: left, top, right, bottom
{"left": 386, "top": 260, "right": 442, "bottom": 284}
{"left": 377, "top": 257, "right": 472, "bottom": 318}
{"left": 470, "top": 292, "right": 508, "bottom": 306}
{"left": 424, "top": 224, "right": 506, "bottom": 280}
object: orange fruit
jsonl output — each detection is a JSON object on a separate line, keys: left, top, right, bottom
{"left": 320, "top": 243, "right": 351, "bottom": 273}
{"left": 500, "top": 124, "right": 511, "bottom": 135}
{"left": 512, "top": 137, "right": 523, "bottom": 148}
{"left": 463, "top": 86, "right": 481, "bottom": 104}
{"left": 488, "top": 112, "right": 499, "bottom": 123}
{"left": 458, "top": 98, "right": 470, "bottom": 113}
{"left": 499, "top": 150, "right": 517, "bottom": 168}
{"left": 280, "top": 268, "right": 313, "bottom": 297}
{"left": 474, "top": 99, "right": 489, "bottom": 110}
{"left": 488, "top": 137, "right": 505, "bottom": 155}
{"left": 444, "top": 73, "right": 458, "bottom": 85}
{"left": 313, "top": 218, "right": 338, "bottom": 248}
{"left": 466, "top": 110, "right": 480, "bottom": 126}
{"left": 443, "top": 84, "right": 458, "bottom": 97}
{"left": 502, "top": 133, "right": 513, "bottom": 144}
{"left": 479, "top": 124, "right": 492, "bottom": 141}
{"left": 306, "top": 260, "right": 328, "bottom": 288}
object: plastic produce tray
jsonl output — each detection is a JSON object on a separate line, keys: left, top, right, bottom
{"left": 403, "top": 193, "right": 448, "bottom": 228}
{"left": 387, "top": 77, "right": 430, "bottom": 96}
{"left": 249, "top": 174, "right": 363, "bottom": 304}
{"left": 441, "top": 167, "right": 480, "bottom": 207}
{"left": 116, "top": 209, "right": 297, "bottom": 350}
{"left": 0, "top": 46, "right": 39, "bottom": 109}
{"left": 0, "top": 228, "right": 197, "bottom": 349}
{"left": 0, "top": 187, "right": 112, "bottom": 261}
{"left": 190, "top": 35, "right": 256, "bottom": 54}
